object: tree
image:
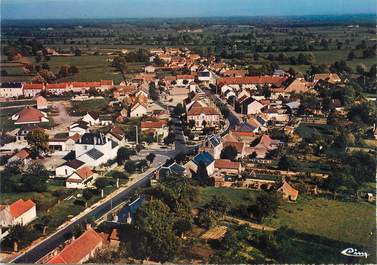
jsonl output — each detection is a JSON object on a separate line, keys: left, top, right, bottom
{"left": 116, "top": 147, "right": 135, "bottom": 165}
{"left": 193, "top": 161, "right": 211, "bottom": 186}
{"left": 163, "top": 132, "right": 175, "bottom": 145}
{"left": 347, "top": 51, "right": 356, "bottom": 60}
{"left": 5, "top": 224, "right": 28, "bottom": 251}
{"left": 21, "top": 162, "right": 49, "bottom": 192}
{"left": 220, "top": 145, "right": 238, "bottom": 161}
{"left": 262, "top": 84, "right": 271, "bottom": 98}
{"left": 134, "top": 200, "right": 181, "bottom": 262}
{"left": 146, "top": 153, "right": 156, "bottom": 164}
{"left": 205, "top": 195, "right": 230, "bottom": 218}
{"left": 173, "top": 103, "right": 185, "bottom": 116}
{"left": 83, "top": 189, "right": 94, "bottom": 200}
{"left": 249, "top": 192, "right": 279, "bottom": 222}
{"left": 95, "top": 178, "right": 109, "bottom": 190}
{"left": 278, "top": 155, "right": 296, "bottom": 170}
{"left": 124, "top": 160, "right": 136, "bottom": 174}
{"left": 68, "top": 65, "right": 79, "bottom": 74}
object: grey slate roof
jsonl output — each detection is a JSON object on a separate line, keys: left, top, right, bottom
{"left": 86, "top": 148, "right": 104, "bottom": 160}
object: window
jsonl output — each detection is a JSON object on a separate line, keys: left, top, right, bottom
{"left": 84, "top": 145, "right": 88, "bottom": 150}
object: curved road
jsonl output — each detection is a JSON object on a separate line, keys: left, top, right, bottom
{"left": 11, "top": 169, "right": 157, "bottom": 264}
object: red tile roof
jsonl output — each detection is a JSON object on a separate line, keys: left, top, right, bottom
{"left": 176, "top": 74, "right": 195, "bottom": 80}
{"left": 187, "top": 107, "right": 219, "bottom": 116}
{"left": 231, "top": 131, "right": 256, "bottom": 138}
{"left": 100, "top": 80, "right": 113, "bottom": 86}
{"left": 15, "top": 106, "right": 45, "bottom": 123}
{"left": 140, "top": 121, "right": 167, "bottom": 129}
{"left": 14, "top": 149, "right": 30, "bottom": 160}
{"left": 24, "top": 83, "right": 44, "bottom": 90}
{"left": 217, "top": 76, "right": 287, "bottom": 87}
{"left": 72, "top": 82, "right": 100, "bottom": 88}
{"left": 75, "top": 166, "right": 93, "bottom": 180}
{"left": 9, "top": 199, "right": 35, "bottom": 219}
{"left": 46, "top": 228, "right": 104, "bottom": 264}
{"left": 223, "top": 141, "right": 244, "bottom": 153}
{"left": 215, "top": 159, "right": 240, "bottom": 169}
{"left": 46, "top": 83, "right": 68, "bottom": 89}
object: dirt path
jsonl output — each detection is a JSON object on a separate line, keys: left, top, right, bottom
{"left": 50, "top": 101, "right": 80, "bottom": 135}
{"left": 225, "top": 216, "right": 276, "bottom": 232}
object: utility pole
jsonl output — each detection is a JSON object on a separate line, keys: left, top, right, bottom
{"left": 135, "top": 125, "right": 138, "bottom": 145}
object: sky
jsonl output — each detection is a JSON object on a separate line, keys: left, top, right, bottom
{"left": 1, "top": 0, "right": 376, "bottom": 20}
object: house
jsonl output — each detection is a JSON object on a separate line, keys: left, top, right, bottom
{"left": 130, "top": 103, "right": 148, "bottom": 117}
{"left": 284, "top": 78, "right": 314, "bottom": 94}
{"left": 223, "top": 69, "right": 247, "bottom": 77}
{"left": 11, "top": 106, "right": 49, "bottom": 125}
{"left": 55, "top": 159, "right": 85, "bottom": 178}
{"left": 106, "top": 126, "right": 125, "bottom": 145}
{"left": 45, "top": 83, "right": 69, "bottom": 95}
{"left": 313, "top": 73, "right": 341, "bottom": 84}
{"left": 46, "top": 227, "right": 105, "bottom": 264}
{"left": 214, "top": 159, "right": 241, "bottom": 175}
{"left": 0, "top": 82, "right": 24, "bottom": 98}
{"left": 145, "top": 65, "right": 156, "bottom": 73}
{"left": 69, "top": 121, "right": 89, "bottom": 136}
{"left": 23, "top": 83, "right": 44, "bottom": 98}
{"left": 35, "top": 95, "right": 48, "bottom": 110}
{"left": 75, "top": 133, "right": 119, "bottom": 167}
{"left": 187, "top": 107, "right": 220, "bottom": 129}
{"left": 71, "top": 82, "right": 100, "bottom": 93}
{"left": 186, "top": 151, "right": 215, "bottom": 177}
{"left": 199, "top": 135, "right": 223, "bottom": 159}
{"left": 176, "top": 75, "right": 195, "bottom": 86}
{"left": 82, "top": 112, "right": 100, "bottom": 126}
{"left": 198, "top": 69, "right": 215, "bottom": 82}
{"left": 15, "top": 125, "right": 40, "bottom": 142}
{"left": 247, "top": 100, "right": 264, "bottom": 115}
{"left": 0, "top": 199, "right": 36, "bottom": 238}
{"left": 8, "top": 149, "right": 31, "bottom": 164}
{"left": 230, "top": 130, "right": 257, "bottom": 143}
{"left": 48, "top": 135, "right": 79, "bottom": 152}
{"left": 217, "top": 76, "right": 288, "bottom": 90}
{"left": 66, "top": 166, "right": 96, "bottom": 189}
{"left": 157, "top": 162, "right": 186, "bottom": 179}
{"left": 277, "top": 181, "right": 299, "bottom": 201}
{"left": 140, "top": 121, "right": 168, "bottom": 140}
{"left": 99, "top": 80, "right": 114, "bottom": 90}
{"left": 250, "top": 135, "right": 280, "bottom": 158}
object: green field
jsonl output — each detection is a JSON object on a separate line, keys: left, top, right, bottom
{"left": 266, "top": 196, "right": 375, "bottom": 247}
{"left": 197, "top": 186, "right": 260, "bottom": 208}
{"left": 31, "top": 55, "right": 146, "bottom": 84}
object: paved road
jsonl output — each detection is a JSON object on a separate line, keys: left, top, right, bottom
{"left": 11, "top": 168, "right": 159, "bottom": 264}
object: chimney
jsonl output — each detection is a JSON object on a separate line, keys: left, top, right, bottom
{"left": 86, "top": 223, "right": 91, "bottom": 230}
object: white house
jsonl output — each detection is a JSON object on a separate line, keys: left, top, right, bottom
{"left": 185, "top": 151, "right": 215, "bottom": 177}
{"left": 75, "top": 133, "right": 119, "bottom": 167}
{"left": 130, "top": 103, "right": 147, "bottom": 118}
{"left": 55, "top": 159, "right": 85, "bottom": 178}
{"left": 247, "top": 100, "right": 264, "bottom": 115}
{"left": 0, "top": 82, "right": 24, "bottom": 98}
{"left": 0, "top": 199, "right": 36, "bottom": 239}
{"left": 145, "top": 65, "right": 156, "bottom": 73}
{"left": 23, "top": 83, "right": 44, "bottom": 98}
{"left": 187, "top": 106, "right": 220, "bottom": 129}
{"left": 69, "top": 121, "right": 89, "bottom": 136}
{"left": 106, "top": 126, "right": 126, "bottom": 145}
{"left": 199, "top": 135, "right": 223, "bottom": 159}
{"left": 66, "top": 166, "right": 96, "bottom": 189}
{"left": 82, "top": 112, "right": 100, "bottom": 126}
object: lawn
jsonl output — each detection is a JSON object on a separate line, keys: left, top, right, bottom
{"left": 0, "top": 100, "right": 36, "bottom": 107}
{"left": 295, "top": 123, "right": 334, "bottom": 139}
{"left": 197, "top": 186, "right": 260, "bottom": 208}
{"left": 70, "top": 98, "right": 108, "bottom": 115}
{"left": 266, "top": 196, "right": 376, "bottom": 247}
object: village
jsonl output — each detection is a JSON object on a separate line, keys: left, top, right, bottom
{"left": 0, "top": 41, "right": 376, "bottom": 264}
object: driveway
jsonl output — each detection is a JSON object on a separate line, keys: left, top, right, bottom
{"left": 50, "top": 101, "right": 80, "bottom": 136}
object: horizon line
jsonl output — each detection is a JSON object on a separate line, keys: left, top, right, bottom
{"left": 2, "top": 13, "right": 376, "bottom": 21}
